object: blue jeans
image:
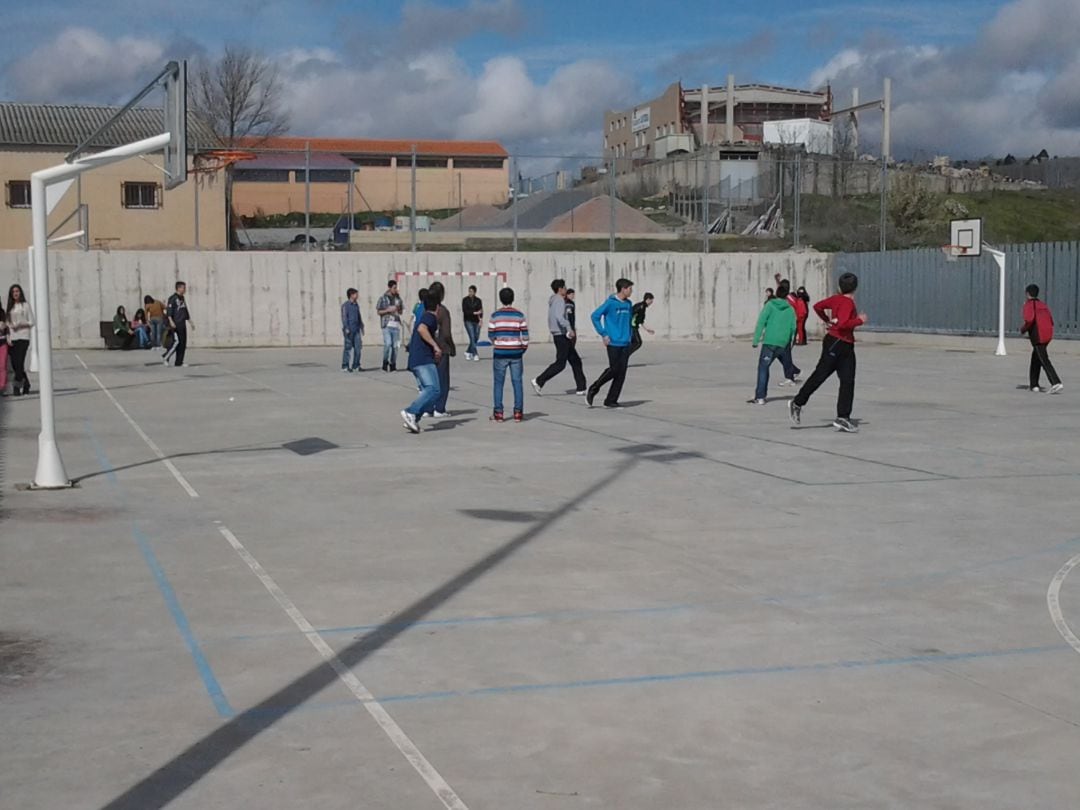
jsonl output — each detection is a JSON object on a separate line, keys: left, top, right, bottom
{"left": 382, "top": 326, "right": 400, "bottom": 367}
{"left": 406, "top": 364, "right": 441, "bottom": 421}
{"left": 493, "top": 356, "right": 523, "bottom": 414}
{"left": 342, "top": 330, "right": 362, "bottom": 369}
{"left": 464, "top": 320, "right": 481, "bottom": 356}
{"left": 777, "top": 343, "right": 800, "bottom": 381}
{"left": 150, "top": 318, "right": 165, "bottom": 347}
{"left": 135, "top": 325, "right": 151, "bottom": 348}
{"left": 755, "top": 345, "right": 783, "bottom": 400}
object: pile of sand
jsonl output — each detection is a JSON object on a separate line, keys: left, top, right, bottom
{"left": 434, "top": 204, "right": 502, "bottom": 230}
{"left": 545, "top": 196, "right": 668, "bottom": 234}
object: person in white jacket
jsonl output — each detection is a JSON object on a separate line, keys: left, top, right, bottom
{"left": 6, "top": 284, "right": 33, "bottom": 396}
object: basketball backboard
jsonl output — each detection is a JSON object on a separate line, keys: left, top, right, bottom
{"left": 162, "top": 60, "right": 188, "bottom": 190}
{"left": 949, "top": 218, "right": 982, "bottom": 258}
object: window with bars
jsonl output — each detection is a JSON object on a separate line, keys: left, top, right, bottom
{"left": 122, "top": 182, "right": 161, "bottom": 209}
{"left": 6, "top": 180, "right": 31, "bottom": 208}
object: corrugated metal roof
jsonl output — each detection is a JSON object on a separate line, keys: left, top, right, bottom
{"left": 244, "top": 136, "right": 508, "bottom": 158}
{"left": 237, "top": 151, "right": 357, "bottom": 171}
{"left": 0, "top": 103, "right": 220, "bottom": 151}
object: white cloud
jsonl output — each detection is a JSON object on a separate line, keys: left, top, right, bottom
{"left": 807, "top": 0, "right": 1080, "bottom": 157}
{"left": 5, "top": 27, "right": 166, "bottom": 103}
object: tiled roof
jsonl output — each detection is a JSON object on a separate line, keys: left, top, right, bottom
{"left": 0, "top": 103, "right": 219, "bottom": 151}
{"left": 244, "top": 136, "right": 508, "bottom": 158}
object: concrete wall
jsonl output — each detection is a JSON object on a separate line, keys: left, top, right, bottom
{"left": 0, "top": 149, "right": 227, "bottom": 250}
{"left": 1, "top": 250, "right": 831, "bottom": 349}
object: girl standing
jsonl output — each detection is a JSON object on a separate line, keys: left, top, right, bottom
{"left": 7, "top": 284, "right": 34, "bottom": 396}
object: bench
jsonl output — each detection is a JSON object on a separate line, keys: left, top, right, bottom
{"left": 100, "top": 321, "right": 131, "bottom": 350}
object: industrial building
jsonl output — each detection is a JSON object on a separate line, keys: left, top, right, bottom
{"left": 0, "top": 103, "right": 226, "bottom": 250}
{"left": 231, "top": 137, "right": 510, "bottom": 218}
{"left": 604, "top": 77, "right": 830, "bottom": 166}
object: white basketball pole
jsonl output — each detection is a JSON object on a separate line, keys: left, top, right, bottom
{"left": 29, "top": 132, "right": 171, "bottom": 489}
{"left": 984, "top": 244, "right": 1007, "bottom": 356}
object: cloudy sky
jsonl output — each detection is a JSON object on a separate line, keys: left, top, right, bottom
{"left": 3, "top": 0, "right": 1080, "bottom": 160}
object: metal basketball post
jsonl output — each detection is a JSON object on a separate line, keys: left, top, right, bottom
{"left": 985, "top": 244, "right": 1007, "bottom": 357}
{"left": 27, "top": 60, "right": 186, "bottom": 490}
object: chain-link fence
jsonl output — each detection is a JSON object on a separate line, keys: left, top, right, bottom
{"left": 218, "top": 144, "right": 1038, "bottom": 254}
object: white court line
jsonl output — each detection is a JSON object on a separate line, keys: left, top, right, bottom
{"left": 1047, "top": 553, "right": 1080, "bottom": 656}
{"left": 216, "top": 523, "right": 469, "bottom": 810}
{"left": 75, "top": 354, "right": 200, "bottom": 498}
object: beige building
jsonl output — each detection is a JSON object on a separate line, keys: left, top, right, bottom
{"left": 605, "top": 78, "right": 830, "bottom": 168}
{"left": 0, "top": 103, "right": 227, "bottom": 250}
{"left": 232, "top": 136, "right": 509, "bottom": 217}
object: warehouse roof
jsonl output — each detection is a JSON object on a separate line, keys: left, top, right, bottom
{"left": 0, "top": 102, "right": 219, "bottom": 150}
{"left": 236, "top": 151, "right": 357, "bottom": 171}
{"left": 246, "top": 136, "right": 508, "bottom": 158}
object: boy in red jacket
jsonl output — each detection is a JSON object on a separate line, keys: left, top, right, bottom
{"left": 789, "top": 272, "right": 868, "bottom": 433}
{"left": 1021, "top": 284, "right": 1063, "bottom": 394}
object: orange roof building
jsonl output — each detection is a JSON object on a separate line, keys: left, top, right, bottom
{"left": 233, "top": 136, "right": 510, "bottom": 218}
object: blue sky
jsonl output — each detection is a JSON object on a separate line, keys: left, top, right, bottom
{"left": 2, "top": 0, "right": 1079, "bottom": 158}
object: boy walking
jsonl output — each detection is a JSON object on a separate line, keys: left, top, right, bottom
{"left": 629, "top": 292, "right": 656, "bottom": 358}
{"left": 1021, "top": 284, "right": 1063, "bottom": 393}
{"left": 400, "top": 291, "right": 443, "bottom": 434}
{"left": 532, "top": 279, "right": 586, "bottom": 396}
{"left": 750, "top": 281, "right": 797, "bottom": 405}
{"left": 488, "top": 287, "right": 530, "bottom": 421}
{"left": 341, "top": 287, "right": 364, "bottom": 372}
{"left": 788, "top": 272, "right": 868, "bottom": 433}
{"left": 586, "top": 278, "right": 635, "bottom": 409}
{"left": 166, "top": 281, "right": 193, "bottom": 367}
{"left": 462, "top": 285, "right": 484, "bottom": 361}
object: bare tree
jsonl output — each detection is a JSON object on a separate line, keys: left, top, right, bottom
{"left": 191, "top": 45, "right": 289, "bottom": 146}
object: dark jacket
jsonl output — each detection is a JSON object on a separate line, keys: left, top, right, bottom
{"left": 434, "top": 304, "right": 456, "bottom": 356}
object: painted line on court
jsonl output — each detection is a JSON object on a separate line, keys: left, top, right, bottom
{"left": 85, "top": 419, "right": 233, "bottom": 717}
{"left": 75, "top": 354, "right": 199, "bottom": 498}
{"left": 215, "top": 522, "right": 469, "bottom": 810}
{"left": 1047, "top": 553, "right": 1080, "bottom": 657}
{"left": 337, "top": 644, "right": 1070, "bottom": 706}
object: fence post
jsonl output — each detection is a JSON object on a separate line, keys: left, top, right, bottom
{"left": 703, "top": 146, "right": 710, "bottom": 253}
{"left": 304, "top": 140, "right": 311, "bottom": 253}
{"left": 609, "top": 157, "right": 616, "bottom": 253}
{"left": 511, "top": 156, "right": 519, "bottom": 252}
{"left": 793, "top": 152, "right": 801, "bottom": 250}
{"left": 880, "top": 158, "right": 888, "bottom": 252}
{"left": 410, "top": 144, "right": 417, "bottom": 253}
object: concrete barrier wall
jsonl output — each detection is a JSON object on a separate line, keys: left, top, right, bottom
{"left": 1, "top": 250, "right": 832, "bottom": 349}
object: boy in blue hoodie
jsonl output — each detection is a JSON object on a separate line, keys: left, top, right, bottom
{"left": 586, "top": 278, "right": 635, "bottom": 408}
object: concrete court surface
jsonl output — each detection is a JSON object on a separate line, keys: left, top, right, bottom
{"left": 2, "top": 339, "right": 1080, "bottom": 810}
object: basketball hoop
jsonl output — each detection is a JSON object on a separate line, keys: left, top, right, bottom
{"left": 193, "top": 149, "right": 257, "bottom": 175}
{"left": 940, "top": 244, "right": 969, "bottom": 263}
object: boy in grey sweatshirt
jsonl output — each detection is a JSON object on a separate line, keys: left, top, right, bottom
{"left": 532, "top": 279, "right": 587, "bottom": 395}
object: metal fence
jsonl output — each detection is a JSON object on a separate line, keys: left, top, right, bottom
{"left": 835, "top": 241, "right": 1080, "bottom": 339}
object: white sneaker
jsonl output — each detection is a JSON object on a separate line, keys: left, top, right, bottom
{"left": 163, "top": 358, "right": 170, "bottom": 366}
{"left": 466, "top": 353, "right": 475, "bottom": 361}
{"left": 749, "top": 398, "right": 766, "bottom": 405}
{"left": 433, "top": 410, "right": 451, "bottom": 418}
{"left": 401, "top": 410, "right": 420, "bottom": 433}
{"left": 777, "top": 379, "right": 794, "bottom": 387}
{"left": 531, "top": 378, "right": 542, "bottom": 395}
{"left": 1050, "top": 383, "right": 1064, "bottom": 394}
{"left": 1031, "top": 386, "right": 1045, "bottom": 393}
{"left": 575, "top": 390, "right": 587, "bottom": 396}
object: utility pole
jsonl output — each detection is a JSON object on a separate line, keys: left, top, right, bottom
{"left": 304, "top": 141, "right": 311, "bottom": 252}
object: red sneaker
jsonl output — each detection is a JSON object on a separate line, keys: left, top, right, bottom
{"left": 513, "top": 411, "right": 523, "bottom": 422}
{"left": 492, "top": 411, "right": 505, "bottom": 422}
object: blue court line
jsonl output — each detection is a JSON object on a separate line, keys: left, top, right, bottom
{"left": 85, "top": 419, "right": 234, "bottom": 718}
{"left": 231, "top": 643, "right": 1070, "bottom": 716}
{"left": 225, "top": 536, "right": 1080, "bottom": 645}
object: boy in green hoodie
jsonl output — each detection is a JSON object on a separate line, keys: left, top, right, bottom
{"left": 750, "top": 281, "right": 797, "bottom": 404}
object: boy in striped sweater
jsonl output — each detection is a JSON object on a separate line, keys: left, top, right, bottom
{"left": 488, "top": 287, "right": 530, "bottom": 422}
